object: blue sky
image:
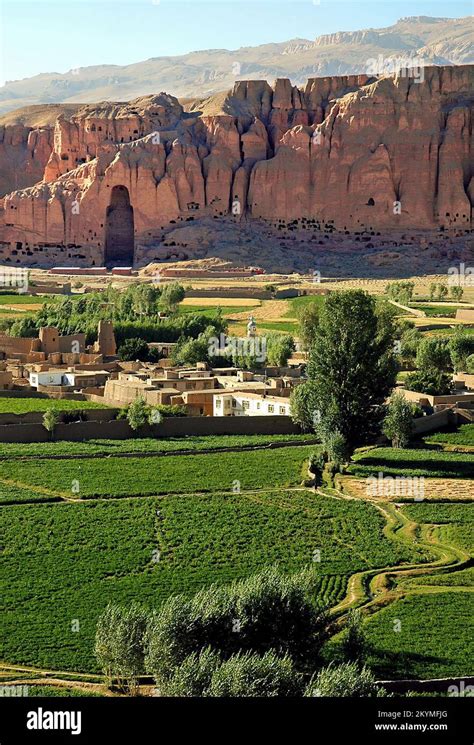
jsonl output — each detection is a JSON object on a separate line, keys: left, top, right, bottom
{"left": 0, "top": 0, "right": 471, "bottom": 86}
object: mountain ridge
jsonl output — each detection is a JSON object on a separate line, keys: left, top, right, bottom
{"left": 1, "top": 16, "right": 472, "bottom": 115}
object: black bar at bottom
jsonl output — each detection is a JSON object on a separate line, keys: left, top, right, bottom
{"left": 0, "top": 696, "right": 472, "bottom": 744}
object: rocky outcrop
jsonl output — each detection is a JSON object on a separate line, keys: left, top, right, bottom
{"left": 0, "top": 66, "right": 472, "bottom": 267}
{"left": 0, "top": 124, "right": 52, "bottom": 196}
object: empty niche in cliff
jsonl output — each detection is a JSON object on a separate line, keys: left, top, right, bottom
{"left": 367, "top": 198, "right": 375, "bottom": 206}
{"left": 104, "top": 185, "right": 134, "bottom": 266}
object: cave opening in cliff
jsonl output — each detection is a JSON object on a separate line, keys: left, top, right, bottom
{"left": 104, "top": 185, "right": 135, "bottom": 266}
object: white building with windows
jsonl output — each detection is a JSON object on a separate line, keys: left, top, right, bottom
{"left": 28, "top": 371, "right": 64, "bottom": 388}
{"left": 213, "top": 391, "right": 291, "bottom": 417}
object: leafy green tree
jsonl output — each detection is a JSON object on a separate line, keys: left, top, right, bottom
{"left": 450, "top": 286, "right": 464, "bottom": 301}
{"left": 399, "top": 324, "right": 422, "bottom": 364}
{"left": 437, "top": 284, "right": 448, "bottom": 301}
{"left": 159, "top": 282, "right": 186, "bottom": 314}
{"left": 404, "top": 368, "right": 452, "bottom": 396}
{"left": 466, "top": 354, "right": 474, "bottom": 374}
{"left": 341, "top": 610, "right": 368, "bottom": 665}
{"left": 159, "top": 647, "right": 222, "bottom": 697}
{"left": 95, "top": 602, "right": 149, "bottom": 693}
{"left": 147, "top": 347, "right": 163, "bottom": 363}
{"left": 131, "top": 283, "right": 162, "bottom": 318}
{"left": 449, "top": 332, "right": 474, "bottom": 373}
{"left": 290, "top": 382, "right": 319, "bottom": 433}
{"left": 9, "top": 317, "right": 39, "bottom": 338}
{"left": 297, "top": 302, "right": 320, "bottom": 352}
{"left": 382, "top": 392, "right": 415, "bottom": 448}
{"left": 172, "top": 327, "right": 214, "bottom": 366}
{"left": 145, "top": 566, "right": 327, "bottom": 687}
{"left": 42, "top": 409, "right": 59, "bottom": 440}
{"left": 266, "top": 333, "right": 295, "bottom": 366}
{"left": 126, "top": 397, "right": 150, "bottom": 431}
{"left": 321, "top": 428, "right": 351, "bottom": 469}
{"left": 305, "top": 662, "right": 386, "bottom": 697}
{"left": 429, "top": 283, "right": 437, "bottom": 301}
{"left": 416, "top": 337, "right": 452, "bottom": 372}
{"left": 293, "top": 291, "right": 397, "bottom": 448}
{"left": 205, "top": 651, "right": 300, "bottom": 697}
{"left": 118, "top": 337, "right": 150, "bottom": 362}
{"left": 160, "top": 648, "right": 300, "bottom": 697}
{"left": 386, "top": 281, "right": 415, "bottom": 304}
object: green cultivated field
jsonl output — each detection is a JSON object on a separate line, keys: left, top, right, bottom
{"left": 0, "top": 398, "right": 108, "bottom": 414}
{"left": 404, "top": 502, "right": 474, "bottom": 555}
{"left": 349, "top": 447, "right": 474, "bottom": 479}
{"left": 1, "top": 491, "right": 423, "bottom": 672}
{"left": 364, "top": 593, "right": 474, "bottom": 679}
{"left": 0, "top": 446, "right": 315, "bottom": 502}
{"left": 257, "top": 320, "right": 299, "bottom": 334}
{"left": 1, "top": 428, "right": 471, "bottom": 682}
{"left": 178, "top": 304, "right": 256, "bottom": 316}
{"left": 0, "top": 294, "right": 47, "bottom": 305}
{"left": 408, "top": 304, "right": 459, "bottom": 318}
{"left": 287, "top": 295, "right": 325, "bottom": 315}
{"left": 0, "top": 433, "right": 315, "bottom": 460}
{"left": 424, "top": 424, "right": 474, "bottom": 448}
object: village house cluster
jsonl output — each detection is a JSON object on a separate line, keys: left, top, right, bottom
{"left": 0, "top": 321, "right": 304, "bottom": 417}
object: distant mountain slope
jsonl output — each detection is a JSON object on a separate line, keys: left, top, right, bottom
{"left": 0, "top": 16, "right": 472, "bottom": 115}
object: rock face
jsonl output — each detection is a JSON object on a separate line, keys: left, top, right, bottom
{"left": 0, "top": 124, "right": 52, "bottom": 196}
{"left": 0, "top": 66, "right": 472, "bottom": 268}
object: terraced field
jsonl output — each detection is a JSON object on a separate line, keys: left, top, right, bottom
{"left": 0, "top": 398, "right": 108, "bottom": 415}
{"left": 1, "top": 432, "right": 472, "bottom": 687}
{"left": 349, "top": 447, "right": 474, "bottom": 479}
{"left": 363, "top": 593, "right": 474, "bottom": 679}
{"left": 425, "top": 424, "right": 474, "bottom": 448}
{"left": 321, "top": 438, "right": 473, "bottom": 681}
{"left": 0, "top": 446, "right": 315, "bottom": 503}
{"left": 1, "top": 485, "right": 422, "bottom": 672}
{"left": 339, "top": 474, "right": 474, "bottom": 502}
{"left": 0, "top": 433, "right": 315, "bottom": 459}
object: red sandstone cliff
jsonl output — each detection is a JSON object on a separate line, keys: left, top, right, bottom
{"left": 0, "top": 65, "right": 472, "bottom": 267}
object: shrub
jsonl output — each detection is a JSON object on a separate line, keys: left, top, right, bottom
{"left": 145, "top": 566, "right": 327, "bottom": 687}
{"left": 382, "top": 392, "right": 415, "bottom": 448}
{"left": 125, "top": 397, "right": 150, "bottom": 431}
{"left": 161, "top": 648, "right": 301, "bottom": 697}
{"left": 404, "top": 368, "right": 452, "bottom": 396}
{"left": 42, "top": 409, "right": 59, "bottom": 438}
{"left": 416, "top": 337, "right": 452, "bottom": 373}
{"left": 159, "top": 647, "right": 221, "bottom": 697}
{"left": 341, "top": 609, "right": 368, "bottom": 664}
{"left": 205, "top": 651, "right": 300, "bottom": 697}
{"left": 118, "top": 337, "right": 150, "bottom": 362}
{"left": 305, "top": 662, "right": 387, "bottom": 697}
{"left": 95, "top": 602, "right": 149, "bottom": 693}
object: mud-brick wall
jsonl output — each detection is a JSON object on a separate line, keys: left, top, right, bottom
{"left": 0, "top": 415, "right": 301, "bottom": 442}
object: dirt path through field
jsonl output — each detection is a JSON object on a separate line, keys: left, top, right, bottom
{"left": 322, "top": 483, "right": 472, "bottom": 626}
